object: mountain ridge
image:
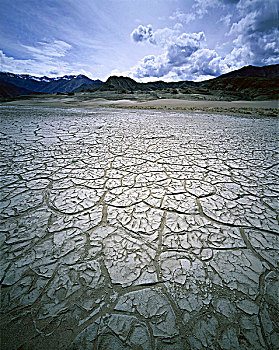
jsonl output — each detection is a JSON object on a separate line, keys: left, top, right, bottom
{"left": 1, "top": 64, "right": 278, "bottom": 99}
{"left": 0, "top": 73, "right": 103, "bottom": 95}
{"left": 99, "top": 64, "right": 279, "bottom": 91}
{"left": 96, "top": 64, "right": 279, "bottom": 100}
{"left": 0, "top": 81, "right": 34, "bottom": 98}
{"left": 214, "top": 64, "right": 279, "bottom": 79}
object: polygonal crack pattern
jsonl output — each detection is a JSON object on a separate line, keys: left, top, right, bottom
{"left": 0, "top": 106, "right": 278, "bottom": 350}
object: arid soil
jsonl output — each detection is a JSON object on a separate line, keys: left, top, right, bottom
{"left": 1, "top": 105, "right": 278, "bottom": 349}
{"left": 1, "top": 91, "right": 278, "bottom": 117}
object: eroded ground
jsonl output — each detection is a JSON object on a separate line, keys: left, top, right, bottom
{"left": 0, "top": 106, "right": 278, "bottom": 350}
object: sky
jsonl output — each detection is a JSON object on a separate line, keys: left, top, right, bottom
{"left": 0, "top": 0, "right": 278, "bottom": 82}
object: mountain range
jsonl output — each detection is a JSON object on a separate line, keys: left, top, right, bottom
{"left": 0, "top": 64, "right": 278, "bottom": 100}
{"left": 98, "top": 64, "right": 279, "bottom": 95}
{"left": 0, "top": 73, "right": 103, "bottom": 98}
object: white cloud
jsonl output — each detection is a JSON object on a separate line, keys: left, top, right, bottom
{"left": 192, "top": 0, "right": 221, "bottom": 18}
{"left": 152, "top": 27, "right": 180, "bottom": 46}
{"left": 236, "top": 0, "right": 275, "bottom": 13}
{"left": 167, "top": 32, "right": 206, "bottom": 65}
{"left": 133, "top": 54, "right": 169, "bottom": 78}
{"left": 128, "top": 0, "right": 278, "bottom": 82}
{"left": 227, "top": 0, "right": 279, "bottom": 66}
{"left": 0, "top": 40, "right": 93, "bottom": 78}
{"left": 169, "top": 9, "right": 196, "bottom": 24}
{"left": 22, "top": 40, "right": 72, "bottom": 59}
{"left": 0, "top": 50, "right": 34, "bottom": 73}
{"left": 219, "top": 14, "right": 232, "bottom": 26}
{"left": 0, "top": 49, "right": 68, "bottom": 76}
{"left": 0, "top": 40, "right": 74, "bottom": 76}
{"left": 190, "top": 49, "right": 225, "bottom": 75}
{"left": 169, "top": 0, "right": 278, "bottom": 69}
{"left": 128, "top": 24, "right": 230, "bottom": 81}
{"left": 169, "top": 0, "right": 222, "bottom": 25}
{"left": 130, "top": 25, "right": 154, "bottom": 43}
{"left": 228, "top": 11, "right": 257, "bottom": 36}
{"left": 224, "top": 46, "right": 254, "bottom": 69}
{"left": 133, "top": 48, "right": 231, "bottom": 82}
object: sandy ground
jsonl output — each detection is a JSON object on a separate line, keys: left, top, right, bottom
{"left": 113, "top": 98, "right": 279, "bottom": 108}
{"left": 1, "top": 93, "right": 278, "bottom": 117}
{"left": 98, "top": 98, "right": 279, "bottom": 116}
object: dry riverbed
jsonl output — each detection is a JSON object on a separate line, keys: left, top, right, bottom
{"left": 0, "top": 105, "right": 278, "bottom": 349}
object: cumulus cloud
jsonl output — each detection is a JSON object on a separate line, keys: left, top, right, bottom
{"left": 133, "top": 54, "right": 169, "bottom": 78}
{"left": 170, "top": 0, "right": 278, "bottom": 67}
{"left": 224, "top": 46, "right": 254, "bottom": 69}
{"left": 131, "top": 24, "right": 206, "bottom": 51}
{"left": 128, "top": 0, "right": 278, "bottom": 81}
{"left": 130, "top": 25, "right": 182, "bottom": 47}
{"left": 133, "top": 47, "right": 230, "bottom": 81}
{"left": 152, "top": 27, "right": 181, "bottom": 46}
{"left": 129, "top": 24, "right": 230, "bottom": 81}
{"left": 227, "top": 0, "right": 279, "bottom": 66}
{"left": 192, "top": 0, "right": 221, "bottom": 18}
{"left": 134, "top": 52, "right": 228, "bottom": 81}
{"left": 130, "top": 24, "right": 154, "bottom": 43}
{"left": 167, "top": 32, "right": 205, "bottom": 64}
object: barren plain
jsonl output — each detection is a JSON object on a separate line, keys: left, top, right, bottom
{"left": 0, "top": 105, "right": 278, "bottom": 349}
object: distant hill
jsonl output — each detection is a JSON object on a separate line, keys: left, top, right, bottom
{"left": 99, "top": 76, "right": 197, "bottom": 91}
{"left": 0, "top": 73, "right": 103, "bottom": 97}
{"left": 198, "top": 64, "right": 279, "bottom": 100}
{"left": 99, "top": 76, "right": 139, "bottom": 91}
{"left": 99, "top": 64, "right": 279, "bottom": 93}
{"left": 72, "top": 80, "right": 103, "bottom": 92}
{"left": 1, "top": 64, "right": 278, "bottom": 100}
{"left": 202, "top": 77, "right": 279, "bottom": 100}
{"left": 144, "top": 80, "right": 197, "bottom": 90}
{"left": 215, "top": 64, "right": 279, "bottom": 79}
{"left": 0, "top": 81, "right": 33, "bottom": 98}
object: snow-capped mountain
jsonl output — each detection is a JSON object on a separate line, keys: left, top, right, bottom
{"left": 0, "top": 72, "right": 103, "bottom": 95}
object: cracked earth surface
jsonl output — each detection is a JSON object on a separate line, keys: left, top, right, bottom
{"left": 0, "top": 106, "right": 278, "bottom": 350}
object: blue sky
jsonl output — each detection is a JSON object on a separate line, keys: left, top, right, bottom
{"left": 0, "top": 0, "right": 278, "bottom": 81}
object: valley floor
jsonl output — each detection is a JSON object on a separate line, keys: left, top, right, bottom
{"left": 1, "top": 106, "right": 278, "bottom": 349}
{"left": 1, "top": 91, "right": 278, "bottom": 117}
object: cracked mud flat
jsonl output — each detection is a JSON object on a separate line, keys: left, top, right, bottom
{"left": 0, "top": 105, "right": 278, "bottom": 350}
